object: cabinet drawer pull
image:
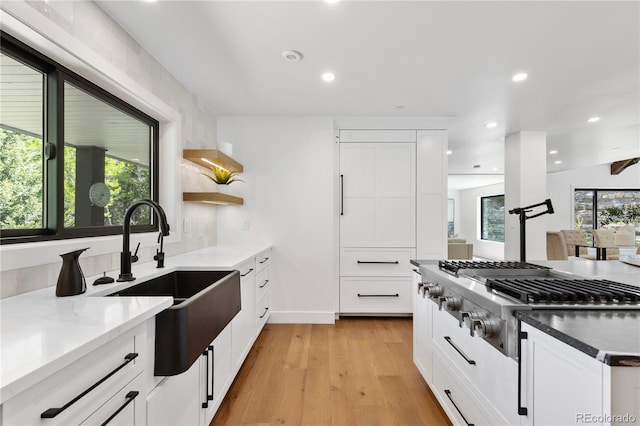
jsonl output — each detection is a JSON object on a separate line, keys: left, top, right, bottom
{"left": 340, "top": 174, "right": 344, "bottom": 216}
{"left": 444, "top": 336, "right": 476, "bottom": 365}
{"left": 412, "top": 268, "right": 422, "bottom": 275}
{"left": 444, "top": 389, "right": 475, "bottom": 426}
{"left": 100, "top": 391, "right": 139, "bottom": 426}
{"left": 357, "top": 293, "right": 399, "bottom": 298}
{"left": 207, "top": 346, "right": 214, "bottom": 402}
{"left": 202, "top": 347, "right": 211, "bottom": 408}
{"left": 259, "top": 279, "right": 269, "bottom": 289}
{"left": 357, "top": 260, "right": 399, "bottom": 264}
{"left": 240, "top": 268, "right": 254, "bottom": 277}
{"left": 259, "top": 257, "right": 269, "bottom": 264}
{"left": 41, "top": 353, "right": 138, "bottom": 419}
{"left": 259, "top": 307, "right": 269, "bottom": 319}
{"left": 518, "top": 326, "right": 528, "bottom": 416}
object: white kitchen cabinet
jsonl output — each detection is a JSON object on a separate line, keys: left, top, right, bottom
{"left": 412, "top": 268, "right": 433, "bottom": 384}
{"left": 255, "top": 249, "right": 271, "bottom": 331}
{"left": 2, "top": 322, "right": 148, "bottom": 426}
{"left": 231, "top": 258, "right": 257, "bottom": 375}
{"left": 200, "top": 325, "right": 232, "bottom": 426}
{"left": 520, "top": 323, "right": 640, "bottom": 426}
{"left": 416, "top": 130, "right": 447, "bottom": 260}
{"left": 339, "top": 133, "right": 416, "bottom": 315}
{"left": 339, "top": 142, "right": 416, "bottom": 248}
{"left": 146, "top": 359, "right": 200, "bottom": 426}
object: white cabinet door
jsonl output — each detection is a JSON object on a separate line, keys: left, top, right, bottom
{"left": 146, "top": 360, "right": 200, "bottom": 426}
{"left": 201, "top": 325, "right": 233, "bottom": 426}
{"left": 522, "top": 324, "right": 604, "bottom": 426}
{"left": 412, "top": 269, "right": 432, "bottom": 384}
{"left": 80, "top": 373, "right": 145, "bottom": 426}
{"left": 340, "top": 143, "right": 416, "bottom": 248}
{"left": 231, "top": 259, "right": 256, "bottom": 375}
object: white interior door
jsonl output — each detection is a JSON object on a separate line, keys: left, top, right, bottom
{"left": 340, "top": 142, "right": 415, "bottom": 248}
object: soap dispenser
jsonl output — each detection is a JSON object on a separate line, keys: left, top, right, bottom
{"left": 56, "top": 248, "right": 89, "bottom": 297}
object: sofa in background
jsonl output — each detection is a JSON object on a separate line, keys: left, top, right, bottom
{"left": 448, "top": 238, "right": 473, "bottom": 260}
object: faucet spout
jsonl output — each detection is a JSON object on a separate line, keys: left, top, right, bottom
{"left": 118, "top": 199, "right": 170, "bottom": 282}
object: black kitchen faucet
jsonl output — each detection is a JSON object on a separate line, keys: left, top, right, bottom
{"left": 118, "top": 199, "right": 170, "bottom": 282}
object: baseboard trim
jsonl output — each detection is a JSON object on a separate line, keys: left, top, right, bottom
{"left": 267, "top": 311, "right": 336, "bottom": 324}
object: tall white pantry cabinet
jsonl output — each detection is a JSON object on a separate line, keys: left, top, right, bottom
{"left": 338, "top": 129, "right": 447, "bottom": 315}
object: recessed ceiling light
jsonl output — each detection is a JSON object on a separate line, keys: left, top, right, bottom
{"left": 549, "top": 150, "right": 558, "bottom": 155}
{"left": 446, "top": 150, "right": 452, "bottom": 155}
{"left": 281, "top": 50, "right": 303, "bottom": 61}
{"left": 587, "top": 116, "right": 601, "bottom": 123}
{"left": 322, "top": 72, "right": 335, "bottom": 82}
{"left": 486, "top": 122, "right": 498, "bottom": 128}
{"left": 512, "top": 72, "right": 528, "bottom": 82}
{"left": 554, "top": 160, "right": 562, "bottom": 165}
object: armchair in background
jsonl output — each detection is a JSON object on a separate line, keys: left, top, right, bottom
{"left": 592, "top": 229, "right": 620, "bottom": 260}
{"left": 546, "top": 231, "right": 568, "bottom": 260}
{"left": 448, "top": 238, "right": 473, "bottom": 260}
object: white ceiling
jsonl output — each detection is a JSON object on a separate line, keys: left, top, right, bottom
{"left": 97, "top": 0, "right": 640, "bottom": 178}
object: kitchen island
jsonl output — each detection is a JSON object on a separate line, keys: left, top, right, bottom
{"left": 411, "top": 258, "right": 640, "bottom": 426}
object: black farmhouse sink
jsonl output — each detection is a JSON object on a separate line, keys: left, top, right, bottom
{"left": 109, "top": 270, "right": 241, "bottom": 376}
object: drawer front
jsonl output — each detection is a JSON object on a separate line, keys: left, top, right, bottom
{"left": 79, "top": 373, "right": 144, "bottom": 426}
{"left": 256, "top": 292, "right": 270, "bottom": 331}
{"left": 340, "top": 277, "right": 412, "bottom": 313}
{"left": 432, "top": 351, "right": 494, "bottom": 426}
{"left": 255, "top": 267, "right": 270, "bottom": 301}
{"left": 340, "top": 248, "right": 415, "bottom": 277}
{"left": 3, "top": 324, "right": 145, "bottom": 426}
{"left": 237, "top": 258, "right": 256, "bottom": 281}
{"left": 432, "top": 309, "right": 518, "bottom": 424}
{"left": 256, "top": 249, "right": 271, "bottom": 273}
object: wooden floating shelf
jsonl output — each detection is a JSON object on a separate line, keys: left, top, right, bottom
{"left": 183, "top": 192, "right": 244, "bottom": 206}
{"left": 183, "top": 149, "right": 243, "bottom": 172}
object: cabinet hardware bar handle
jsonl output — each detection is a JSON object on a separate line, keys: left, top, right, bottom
{"left": 444, "top": 336, "right": 476, "bottom": 365}
{"left": 207, "top": 345, "right": 214, "bottom": 401}
{"left": 259, "top": 280, "right": 269, "bottom": 288}
{"left": 357, "top": 260, "right": 399, "bottom": 264}
{"left": 518, "top": 323, "right": 528, "bottom": 416}
{"left": 357, "top": 293, "right": 399, "bottom": 298}
{"left": 444, "top": 389, "right": 475, "bottom": 426}
{"left": 340, "top": 174, "right": 344, "bottom": 216}
{"left": 412, "top": 268, "right": 422, "bottom": 275}
{"left": 240, "top": 268, "right": 254, "bottom": 277}
{"left": 259, "top": 307, "right": 269, "bottom": 319}
{"left": 202, "top": 348, "right": 209, "bottom": 408}
{"left": 41, "top": 353, "right": 139, "bottom": 419}
{"left": 100, "top": 391, "right": 139, "bottom": 426}
{"left": 259, "top": 257, "right": 269, "bottom": 264}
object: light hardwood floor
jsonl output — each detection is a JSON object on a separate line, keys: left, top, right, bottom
{"left": 212, "top": 318, "right": 450, "bottom": 426}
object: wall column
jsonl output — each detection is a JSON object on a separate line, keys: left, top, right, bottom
{"left": 504, "top": 131, "right": 548, "bottom": 261}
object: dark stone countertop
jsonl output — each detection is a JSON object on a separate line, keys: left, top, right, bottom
{"left": 515, "top": 310, "right": 640, "bottom": 367}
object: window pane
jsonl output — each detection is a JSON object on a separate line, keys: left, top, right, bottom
{"left": 596, "top": 190, "right": 640, "bottom": 246}
{"left": 0, "top": 52, "right": 45, "bottom": 230}
{"left": 63, "top": 81, "right": 152, "bottom": 228}
{"left": 481, "top": 195, "right": 505, "bottom": 242}
{"left": 574, "top": 190, "right": 594, "bottom": 245}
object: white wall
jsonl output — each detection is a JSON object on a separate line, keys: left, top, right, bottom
{"left": 547, "top": 163, "right": 640, "bottom": 231}
{"left": 216, "top": 117, "right": 336, "bottom": 323}
{"left": 0, "top": 1, "right": 220, "bottom": 297}
{"left": 457, "top": 182, "right": 505, "bottom": 260}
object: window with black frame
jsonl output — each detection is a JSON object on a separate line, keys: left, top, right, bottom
{"left": 0, "top": 33, "right": 159, "bottom": 244}
{"left": 574, "top": 188, "right": 640, "bottom": 246}
{"left": 480, "top": 194, "right": 505, "bottom": 242}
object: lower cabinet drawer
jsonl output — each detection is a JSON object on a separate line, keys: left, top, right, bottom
{"left": 339, "top": 277, "right": 412, "bottom": 314}
{"left": 255, "top": 267, "right": 270, "bottom": 301}
{"left": 3, "top": 325, "right": 145, "bottom": 426}
{"left": 432, "top": 351, "right": 493, "bottom": 426}
{"left": 340, "top": 248, "right": 415, "bottom": 277}
{"left": 80, "top": 373, "right": 145, "bottom": 426}
{"left": 256, "top": 291, "right": 270, "bottom": 329}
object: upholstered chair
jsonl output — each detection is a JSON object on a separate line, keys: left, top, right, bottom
{"left": 591, "top": 229, "right": 620, "bottom": 260}
{"left": 560, "top": 230, "right": 589, "bottom": 257}
{"left": 546, "top": 232, "right": 568, "bottom": 260}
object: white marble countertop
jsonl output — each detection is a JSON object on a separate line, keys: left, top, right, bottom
{"left": 0, "top": 244, "right": 270, "bottom": 404}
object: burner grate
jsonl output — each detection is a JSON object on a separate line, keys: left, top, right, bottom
{"left": 486, "top": 278, "right": 640, "bottom": 305}
{"left": 439, "top": 260, "right": 550, "bottom": 275}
